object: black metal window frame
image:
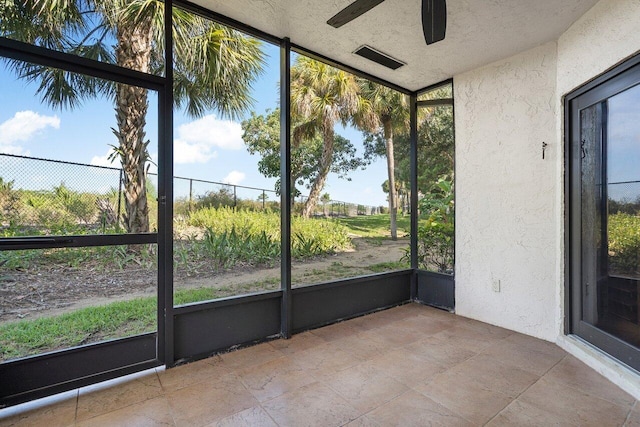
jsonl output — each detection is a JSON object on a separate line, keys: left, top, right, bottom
{"left": 0, "top": 28, "right": 171, "bottom": 406}
{"left": 564, "top": 53, "right": 640, "bottom": 371}
{"left": 0, "top": 0, "right": 456, "bottom": 407}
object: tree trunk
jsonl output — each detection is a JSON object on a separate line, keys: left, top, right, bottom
{"left": 383, "top": 119, "right": 398, "bottom": 240}
{"left": 302, "top": 128, "right": 334, "bottom": 218}
{"left": 115, "top": 21, "right": 152, "bottom": 233}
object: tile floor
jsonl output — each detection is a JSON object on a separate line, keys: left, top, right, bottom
{"left": 1, "top": 303, "right": 639, "bottom": 426}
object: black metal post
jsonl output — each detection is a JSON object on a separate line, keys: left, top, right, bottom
{"left": 116, "top": 168, "right": 123, "bottom": 228}
{"left": 233, "top": 185, "right": 237, "bottom": 209}
{"left": 160, "top": 0, "right": 175, "bottom": 367}
{"left": 189, "top": 178, "right": 193, "bottom": 212}
{"left": 262, "top": 190, "right": 266, "bottom": 210}
{"left": 410, "top": 92, "right": 419, "bottom": 300}
{"left": 280, "top": 37, "right": 292, "bottom": 338}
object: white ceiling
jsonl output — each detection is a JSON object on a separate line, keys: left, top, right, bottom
{"left": 193, "top": 0, "right": 599, "bottom": 92}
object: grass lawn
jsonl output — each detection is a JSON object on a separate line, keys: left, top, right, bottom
{"left": 0, "top": 213, "right": 411, "bottom": 361}
{"left": 336, "top": 214, "right": 411, "bottom": 238}
{"left": 0, "top": 258, "right": 407, "bottom": 361}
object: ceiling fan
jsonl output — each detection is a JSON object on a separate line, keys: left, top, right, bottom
{"left": 327, "top": 0, "right": 447, "bottom": 45}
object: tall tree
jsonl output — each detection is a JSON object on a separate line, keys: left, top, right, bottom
{"left": 1, "top": 0, "right": 264, "bottom": 232}
{"left": 241, "top": 108, "right": 366, "bottom": 205}
{"left": 290, "top": 57, "right": 360, "bottom": 218}
{"left": 356, "top": 82, "right": 409, "bottom": 240}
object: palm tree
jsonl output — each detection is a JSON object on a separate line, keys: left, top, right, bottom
{"left": 355, "top": 81, "right": 409, "bottom": 240}
{"left": 1, "top": 0, "right": 264, "bottom": 233}
{"left": 290, "top": 57, "right": 360, "bottom": 218}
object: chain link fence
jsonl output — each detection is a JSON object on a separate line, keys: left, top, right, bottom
{"left": 609, "top": 181, "right": 640, "bottom": 214}
{"left": 0, "top": 154, "right": 382, "bottom": 234}
{"left": 0, "top": 153, "right": 124, "bottom": 234}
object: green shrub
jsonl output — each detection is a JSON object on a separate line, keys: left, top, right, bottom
{"left": 416, "top": 220, "right": 454, "bottom": 273}
{"left": 609, "top": 213, "right": 640, "bottom": 275}
{"left": 0, "top": 178, "right": 20, "bottom": 225}
{"left": 195, "top": 188, "right": 236, "bottom": 209}
{"left": 184, "top": 206, "right": 351, "bottom": 267}
{"left": 415, "top": 175, "right": 455, "bottom": 273}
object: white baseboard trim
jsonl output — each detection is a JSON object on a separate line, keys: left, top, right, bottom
{"left": 557, "top": 334, "right": 640, "bottom": 400}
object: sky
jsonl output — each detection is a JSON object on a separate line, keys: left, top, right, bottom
{"left": 0, "top": 42, "right": 390, "bottom": 207}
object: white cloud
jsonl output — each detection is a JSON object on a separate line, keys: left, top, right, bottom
{"left": 174, "top": 138, "right": 218, "bottom": 164}
{"left": 173, "top": 114, "right": 243, "bottom": 164}
{"left": 223, "top": 170, "right": 246, "bottom": 185}
{"left": 0, "top": 111, "right": 60, "bottom": 155}
{"left": 90, "top": 148, "right": 117, "bottom": 168}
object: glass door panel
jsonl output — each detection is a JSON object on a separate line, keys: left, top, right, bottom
{"left": 573, "top": 78, "right": 640, "bottom": 367}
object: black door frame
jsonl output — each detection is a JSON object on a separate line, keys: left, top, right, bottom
{"left": 0, "top": 33, "right": 170, "bottom": 405}
{"left": 565, "top": 53, "right": 640, "bottom": 371}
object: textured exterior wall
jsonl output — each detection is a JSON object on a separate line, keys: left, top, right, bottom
{"left": 454, "top": 0, "right": 640, "bottom": 342}
{"left": 454, "top": 42, "right": 560, "bottom": 341}
{"left": 557, "top": 0, "right": 640, "bottom": 97}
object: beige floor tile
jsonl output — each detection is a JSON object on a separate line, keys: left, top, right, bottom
{"left": 457, "top": 318, "right": 513, "bottom": 339}
{"left": 76, "top": 371, "right": 163, "bottom": 422}
{"left": 0, "top": 392, "right": 77, "bottom": 427}
{"left": 262, "top": 382, "right": 361, "bottom": 427}
{"left": 309, "top": 322, "right": 361, "bottom": 342}
{"left": 369, "top": 321, "right": 437, "bottom": 346}
{"left": 481, "top": 336, "right": 564, "bottom": 376}
{"left": 370, "top": 305, "right": 420, "bottom": 323}
{"left": 343, "top": 415, "right": 381, "bottom": 426}
{"left": 445, "top": 353, "right": 540, "bottom": 397}
{"left": 332, "top": 330, "right": 395, "bottom": 360}
{"left": 347, "top": 311, "right": 402, "bottom": 332}
{"left": 75, "top": 396, "right": 175, "bottom": 427}
{"left": 287, "top": 342, "right": 364, "bottom": 380}
{"left": 158, "top": 357, "right": 233, "bottom": 392}
{"left": 268, "top": 331, "right": 327, "bottom": 355}
{"left": 404, "top": 335, "right": 477, "bottom": 367}
{"left": 393, "top": 302, "right": 435, "bottom": 316}
{"left": 166, "top": 373, "right": 258, "bottom": 426}
{"left": 414, "top": 369, "right": 513, "bottom": 425}
{"left": 417, "top": 306, "right": 462, "bottom": 323}
{"left": 486, "top": 399, "right": 576, "bottom": 426}
{"left": 431, "top": 324, "right": 508, "bottom": 353}
{"left": 625, "top": 404, "right": 640, "bottom": 427}
{"left": 221, "top": 342, "right": 284, "bottom": 370}
{"left": 366, "top": 390, "right": 472, "bottom": 427}
{"left": 323, "top": 363, "right": 408, "bottom": 413}
{"left": 362, "top": 348, "right": 449, "bottom": 388}
{"left": 518, "top": 377, "right": 630, "bottom": 426}
{"left": 392, "top": 316, "right": 455, "bottom": 338}
{"left": 503, "top": 332, "right": 566, "bottom": 357}
{"left": 208, "top": 406, "right": 278, "bottom": 427}
{"left": 544, "top": 355, "right": 635, "bottom": 407}
{"left": 238, "top": 356, "right": 316, "bottom": 402}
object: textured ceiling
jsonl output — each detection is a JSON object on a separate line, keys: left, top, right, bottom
{"left": 193, "top": 0, "right": 599, "bottom": 92}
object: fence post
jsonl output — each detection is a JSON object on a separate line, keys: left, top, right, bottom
{"left": 116, "top": 169, "right": 123, "bottom": 227}
{"left": 262, "top": 190, "right": 266, "bottom": 210}
{"left": 233, "top": 185, "right": 237, "bottom": 209}
{"left": 189, "top": 178, "right": 193, "bottom": 212}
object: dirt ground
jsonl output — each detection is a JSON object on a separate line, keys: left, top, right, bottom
{"left": 0, "top": 238, "right": 408, "bottom": 323}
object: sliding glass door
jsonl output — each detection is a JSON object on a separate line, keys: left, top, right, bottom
{"left": 568, "top": 59, "right": 640, "bottom": 370}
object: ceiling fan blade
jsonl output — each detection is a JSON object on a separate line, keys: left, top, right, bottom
{"left": 422, "top": 0, "right": 447, "bottom": 45}
{"left": 327, "top": 0, "right": 386, "bottom": 28}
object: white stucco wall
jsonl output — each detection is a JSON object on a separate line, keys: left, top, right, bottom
{"left": 454, "top": 42, "right": 560, "bottom": 341}
{"left": 454, "top": 0, "right": 640, "bottom": 343}
{"left": 557, "top": 0, "right": 640, "bottom": 97}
